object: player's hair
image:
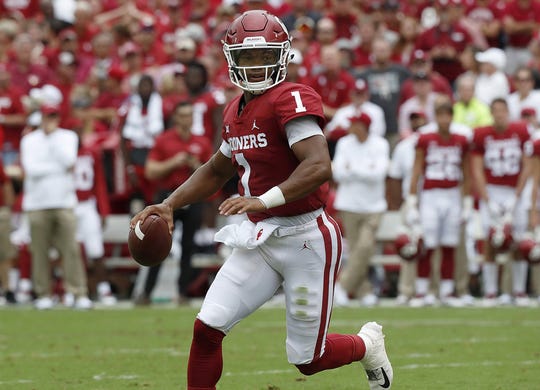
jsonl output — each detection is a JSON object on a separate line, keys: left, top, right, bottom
{"left": 186, "top": 61, "right": 208, "bottom": 88}
{"left": 490, "top": 97, "right": 508, "bottom": 110}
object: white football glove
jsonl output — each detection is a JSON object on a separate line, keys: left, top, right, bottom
{"left": 461, "top": 196, "right": 474, "bottom": 223}
{"left": 502, "top": 193, "right": 517, "bottom": 215}
{"left": 487, "top": 199, "right": 503, "bottom": 221}
{"left": 404, "top": 195, "right": 420, "bottom": 227}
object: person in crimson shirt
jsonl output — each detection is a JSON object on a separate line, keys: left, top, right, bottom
{"left": 74, "top": 137, "right": 116, "bottom": 305}
{"left": 471, "top": 98, "right": 532, "bottom": 306}
{"left": 404, "top": 98, "right": 471, "bottom": 307}
{"left": 135, "top": 101, "right": 212, "bottom": 305}
{"left": 307, "top": 45, "right": 356, "bottom": 121}
{"left": 527, "top": 136, "right": 540, "bottom": 304}
{"left": 0, "top": 0, "right": 40, "bottom": 19}
{"left": 184, "top": 61, "right": 225, "bottom": 148}
{"left": 130, "top": 10, "right": 392, "bottom": 390}
{"left": 399, "top": 50, "right": 453, "bottom": 105}
{"left": 503, "top": 0, "right": 540, "bottom": 75}
{"left": 0, "top": 63, "right": 27, "bottom": 166}
{"left": 414, "top": 0, "right": 473, "bottom": 85}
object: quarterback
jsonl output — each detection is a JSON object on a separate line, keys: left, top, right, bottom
{"left": 131, "top": 10, "right": 392, "bottom": 390}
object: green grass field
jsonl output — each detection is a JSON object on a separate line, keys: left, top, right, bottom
{"left": 1, "top": 304, "right": 539, "bottom": 389}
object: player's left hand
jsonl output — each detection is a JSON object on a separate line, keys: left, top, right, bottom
{"left": 218, "top": 196, "right": 266, "bottom": 216}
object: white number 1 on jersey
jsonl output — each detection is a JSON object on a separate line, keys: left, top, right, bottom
{"left": 291, "top": 90, "right": 307, "bottom": 113}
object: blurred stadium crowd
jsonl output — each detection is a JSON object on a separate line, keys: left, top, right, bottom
{"left": 1, "top": 0, "right": 540, "bottom": 308}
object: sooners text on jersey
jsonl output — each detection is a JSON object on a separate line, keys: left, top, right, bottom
{"left": 222, "top": 82, "right": 327, "bottom": 222}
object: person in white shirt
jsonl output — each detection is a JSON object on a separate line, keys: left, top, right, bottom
{"left": 20, "top": 104, "right": 92, "bottom": 310}
{"left": 506, "top": 66, "right": 540, "bottom": 123}
{"left": 332, "top": 112, "right": 389, "bottom": 307}
{"left": 474, "top": 48, "right": 510, "bottom": 105}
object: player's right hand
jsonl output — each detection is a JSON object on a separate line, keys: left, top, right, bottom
{"left": 130, "top": 202, "right": 174, "bottom": 235}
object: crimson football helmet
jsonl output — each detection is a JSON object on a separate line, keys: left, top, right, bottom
{"left": 394, "top": 229, "right": 422, "bottom": 261}
{"left": 517, "top": 233, "right": 540, "bottom": 264}
{"left": 222, "top": 10, "right": 291, "bottom": 95}
{"left": 488, "top": 223, "right": 513, "bottom": 252}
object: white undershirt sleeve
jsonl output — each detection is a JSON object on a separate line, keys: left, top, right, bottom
{"left": 285, "top": 116, "right": 324, "bottom": 147}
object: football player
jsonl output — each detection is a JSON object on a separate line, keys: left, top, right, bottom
{"left": 471, "top": 98, "right": 531, "bottom": 306}
{"left": 405, "top": 98, "right": 471, "bottom": 307}
{"left": 131, "top": 10, "right": 393, "bottom": 390}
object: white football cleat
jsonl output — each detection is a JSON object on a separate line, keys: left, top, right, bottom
{"left": 74, "top": 296, "right": 93, "bottom": 310}
{"left": 358, "top": 322, "right": 393, "bottom": 389}
{"left": 34, "top": 296, "right": 55, "bottom": 310}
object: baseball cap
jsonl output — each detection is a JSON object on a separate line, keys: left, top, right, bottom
{"left": 411, "top": 49, "right": 429, "bottom": 63}
{"left": 349, "top": 112, "right": 372, "bottom": 128}
{"left": 521, "top": 107, "right": 537, "bottom": 117}
{"left": 475, "top": 47, "right": 506, "bottom": 70}
{"left": 175, "top": 36, "right": 196, "bottom": 51}
{"left": 353, "top": 78, "right": 369, "bottom": 93}
{"left": 108, "top": 65, "right": 127, "bottom": 81}
{"left": 410, "top": 110, "right": 427, "bottom": 119}
{"left": 41, "top": 104, "right": 61, "bottom": 116}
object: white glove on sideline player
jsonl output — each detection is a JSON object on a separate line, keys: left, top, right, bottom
{"left": 403, "top": 195, "right": 420, "bottom": 227}
{"left": 461, "top": 195, "right": 474, "bottom": 223}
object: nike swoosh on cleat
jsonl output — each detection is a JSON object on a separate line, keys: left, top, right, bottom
{"left": 379, "top": 367, "right": 390, "bottom": 388}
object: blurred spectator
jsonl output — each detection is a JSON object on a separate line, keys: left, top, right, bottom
{"left": 6, "top": 33, "right": 53, "bottom": 94}
{"left": 466, "top": 0, "right": 504, "bottom": 49}
{"left": 326, "top": 0, "right": 359, "bottom": 40}
{"left": 521, "top": 107, "right": 540, "bottom": 133}
{"left": 184, "top": 61, "right": 225, "bottom": 147}
{"left": 84, "top": 32, "right": 121, "bottom": 94}
{"left": 119, "top": 74, "right": 164, "bottom": 209}
{"left": 325, "top": 78, "right": 386, "bottom": 155}
{"left": 20, "top": 103, "right": 92, "bottom": 310}
{"left": 285, "top": 48, "right": 309, "bottom": 84}
{"left": 136, "top": 101, "right": 212, "bottom": 305}
{"left": 502, "top": 0, "right": 540, "bottom": 75}
{"left": 304, "top": 17, "right": 337, "bottom": 76}
{"left": 118, "top": 42, "right": 145, "bottom": 87}
{"left": 0, "top": 19, "right": 19, "bottom": 64}
{"left": 474, "top": 47, "right": 510, "bottom": 105}
{"left": 399, "top": 49, "right": 453, "bottom": 104}
{"left": 527, "top": 35, "right": 540, "bottom": 89}
{"left": 351, "top": 15, "right": 377, "bottom": 74}
{"left": 307, "top": 45, "right": 355, "bottom": 121}
{"left": 134, "top": 20, "right": 169, "bottom": 68}
{"left": 332, "top": 113, "right": 390, "bottom": 307}
{"left": 398, "top": 71, "right": 440, "bottom": 135}
{"left": 394, "top": 16, "right": 422, "bottom": 67}
{"left": 506, "top": 66, "right": 540, "bottom": 123}
{"left": 357, "top": 37, "right": 410, "bottom": 141}
{"left": 171, "top": 35, "right": 198, "bottom": 66}
{"left": 73, "top": 131, "right": 116, "bottom": 305}
{"left": 71, "top": 0, "right": 100, "bottom": 55}
{"left": 0, "top": 0, "right": 40, "bottom": 19}
{"left": 280, "top": 0, "right": 321, "bottom": 33}
{"left": 0, "top": 63, "right": 27, "bottom": 167}
{"left": 453, "top": 73, "right": 493, "bottom": 129}
{"left": 159, "top": 64, "right": 188, "bottom": 125}
{"left": 0, "top": 157, "right": 16, "bottom": 305}
{"left": 414, "top": 0, "right": 473, "bottom": 85}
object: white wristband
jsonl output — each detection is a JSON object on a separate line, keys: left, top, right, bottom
{"left": 257, "top": 186, "right": 286, "bottom": 209}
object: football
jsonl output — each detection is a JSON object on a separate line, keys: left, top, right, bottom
{"left": 128, "top": 214, "right": 172, "bottom": 266}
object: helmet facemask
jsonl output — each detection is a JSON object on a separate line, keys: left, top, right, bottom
{"left": 223, "top": 39, "right": 291, "bottom": 95}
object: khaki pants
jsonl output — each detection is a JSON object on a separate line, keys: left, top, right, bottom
{"left": 0, "top": 207, "right": 16, "bottom": 290}
{"left": 27, "top": 208, "right": 87, "bottom": 297}
{"left": 338, "top": 211, "right": 382, "bottom": 298}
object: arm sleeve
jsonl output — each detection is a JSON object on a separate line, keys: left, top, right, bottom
{"left": 285, "top": 116, "right": 324, "bottom": 147}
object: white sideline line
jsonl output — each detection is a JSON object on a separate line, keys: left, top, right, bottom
{"left": 400, "top": 360, "right": 539, "bottom": 370}
{"left": 93, "top": 373, "right": 139, "bottom": 381}
{"left": 3, "top": 347, "right": 186, "bottom": 360}
{"left": 0, "top": 380, "right": 33, "bottom": 385}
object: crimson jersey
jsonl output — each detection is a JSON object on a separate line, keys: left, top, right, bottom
{"left": 190, "top": 89, "right": 226, "bottom": 142}
{"left": 74, "top": 146, "right": 110, "bottom": 216}
{"left": 416, "top": 132, "right": 469, "bottom": 190}
{"left": 221, "top": 82, "right": 327, "bottom": 222}
{"left": 471, "top": 122, "right": 530, "bottom": 187}
{"left": 148, "top": 129, "right": 213, "bottom": 191}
